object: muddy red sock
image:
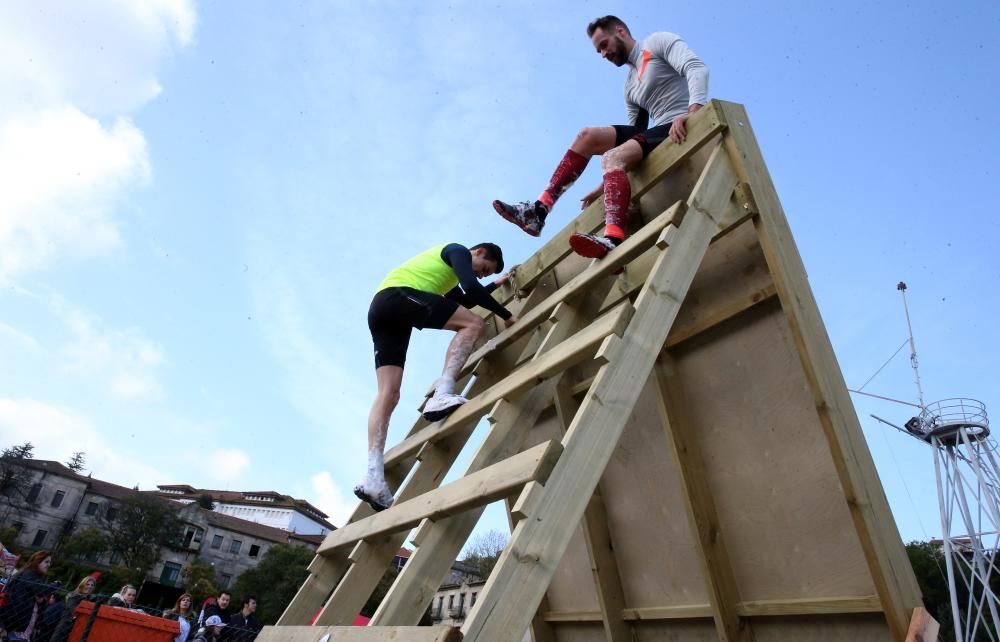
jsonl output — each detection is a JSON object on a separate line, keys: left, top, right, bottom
{"left": 539, "top": 149, "right": 589, "bottom": 209}
{"left": 602, "top": 169, "right": 630, "bottom": 239}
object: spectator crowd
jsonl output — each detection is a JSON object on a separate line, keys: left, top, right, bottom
{"left": 0, "top": 550, "right": 262, "bottom": 642}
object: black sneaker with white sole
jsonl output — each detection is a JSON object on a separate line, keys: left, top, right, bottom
{"left": 422, "top": 393, "right": 468, "bottom": 422}
{"left": 354, "top": 484, "right": 394, "bottom": 512}
{"left": 492, "top": 199, "right": 546, "bottom": 237}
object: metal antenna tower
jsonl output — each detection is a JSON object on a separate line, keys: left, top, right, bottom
{"left": 879, "top": 283, "right": 999, "bottom": 641}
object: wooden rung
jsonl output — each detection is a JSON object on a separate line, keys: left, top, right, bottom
{"left": 384, "top": 301, "right": 634, "bottom": 467}
{"left": 319, "top": 440, "right": 563, "bottom": 553}
{"left": 256, "top": 625, "right": 462, "bottom": 642}
{"left": 459, "top": 201, "right": 685, "bottom": 377}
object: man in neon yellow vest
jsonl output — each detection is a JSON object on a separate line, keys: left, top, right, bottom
{"left": 355, "top": 242, "right": 519, "bottom": 511}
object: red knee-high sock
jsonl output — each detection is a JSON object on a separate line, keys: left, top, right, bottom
{"left": 538, "top": 149, "right": 589, "bottom": 210}
{"left": 602, "top": 169, "right": 630, "bottom": 240}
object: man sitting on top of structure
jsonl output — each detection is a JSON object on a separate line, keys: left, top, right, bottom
{"left": 354, "top": 242, "right": 518, "bottom": 512}
{"left": 493, "top": 15, "right": 709, "bottom": 258}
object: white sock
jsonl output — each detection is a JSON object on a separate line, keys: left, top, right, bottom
{"left": 435, "top": 375, "right": 455, "bottom": 397}
{"left": 365, "top": 449, "right": 385, "bottom": 489}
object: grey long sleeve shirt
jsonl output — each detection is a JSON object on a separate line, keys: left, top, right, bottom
{"left": 624, "top": 32, "right": 709, "bottom": 127}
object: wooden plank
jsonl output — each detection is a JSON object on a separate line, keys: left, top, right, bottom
{"left": 319, "top": 441, "right": 563, "bottom": 553}
{"left": 508, "top": 100, "right": 727, "bottom": 294}
{"left": 552, "top": 382, "right": 631, "bottom": 642}
{"left": 904, "top": 607, "right": 939, "bottom": 642}
{"left": 373, "top": 276, "right": 622, "bottom": 627}
{"left": 665, "top": 283, "right": 776, "bottom": 348}
{"left": 460, "top": 202, "right": 686, "bottom": 377}
{"left": 652, "top": 355, "right": 752, "bottom": 642}
{"left": 256, "top": 625, "right": 462, "bottom": 642}
{"left": 384, "top": 300, "right": 634, "bottom": 467}
{"left": 736, "top": 595, "right": 883, "bottom": 617}
{"left": 462, "top": 178, "right": 727, "bottom": 642}
{"left": 717, "top": 100, "right": 922, "bottom": 640}
{"left": 541, "top": 595, "right": 883, "bottom": 623}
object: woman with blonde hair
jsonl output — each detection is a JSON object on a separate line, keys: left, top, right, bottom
{"left": 48, "top": 574, "right": 97, "bottom": 642}
{"left": 162, "top": 593, "right": 196, "bottom": 642}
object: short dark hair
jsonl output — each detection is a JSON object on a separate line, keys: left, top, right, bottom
{"left": 218, "top": 590, "right": 232, "bottom": 599}
{"left": 587, "top": 15, "right": 629, "bottom": 37}
{"left": 470, "top": 243, "right": 504, "bottom": 273}
{"left": 242, "top": 595, "right": 257, "bottom": 608}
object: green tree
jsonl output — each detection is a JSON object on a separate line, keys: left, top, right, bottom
{"left": 461, "top": 529, "right": 508, "bottom": 580}
{"left": 182, "top": 558, "right": 219, "bottom": 604}
{"left": 65, "top": 452, "right": 87, "bottom": 473}
{"left": 231, "top": 543, "right": 313, "bottom": 624}
{"left": 195, "top": 494, "right": 215, "bottom": 510}
{"left": 99, "top": 492, "right": 183, "bottom": 575}
{"left": 0, "top": 442, "right": 37, "bottom": 522}
{"left": 60, "top": 527, "right": 108, "bottom": 561}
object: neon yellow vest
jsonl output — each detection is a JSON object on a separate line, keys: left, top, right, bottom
{"left": 376, "top": 244, "right": 459, "bottom": 295}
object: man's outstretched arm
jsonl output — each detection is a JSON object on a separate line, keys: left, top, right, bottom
{"left": 441, "top": 245, "right": 513, "bottom": 320}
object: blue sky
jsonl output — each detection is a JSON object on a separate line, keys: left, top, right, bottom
{"left": 1, "top": 0, "right": 997, "bottom": 553}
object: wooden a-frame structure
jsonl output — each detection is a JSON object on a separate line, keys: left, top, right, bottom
{"left": 258, "top": 101, "right": 935, "bottom": 642}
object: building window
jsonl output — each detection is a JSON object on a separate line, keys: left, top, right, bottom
{"left": 220, "top": 574, "right": 232, "bottom": 588}
{"left": 109, "top": 552, "right": 121, "bottom": 565}
{"left": 160, "top": 562, "right": 182, "bottom": 586}
{"left": 448, "top": 595, "right": 454, "bottom": 609}
{"left": 249, "top": 544, "right": 260, "bottom": 558}
{"left": 26, "top": 483, "right": 42, "bottom": 503}
{"left": 84, "top": 501, "right": 99, "bottom": 516}
{"left": 32, "top": 530, "right": 47, "bottom": 546}
{"left": 50, "top": 490, "right": 66, "bottom": 508}
{"left": 183, "top": 527, "right": 204, "bottom": 548}
{"left": 12, "top": 522, "right": 24, "bottom": 534}
{"left": 471, "top": 592, "right": 477, "bottom": 606}
{"left": 229, "top": 539, "right": 242, "bottom": 554}
{"left": 106, "top": 507, "right": 118, "bottom": 521}
{"left": 211, "top": 534, "right": 223, "bottom": 549}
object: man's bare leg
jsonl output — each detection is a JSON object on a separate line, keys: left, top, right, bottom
{"left": 422, "top": 307, "right": 485, "bottom": 421}
{"left": 355, "top": 364, "right": 403, "bottom": 511}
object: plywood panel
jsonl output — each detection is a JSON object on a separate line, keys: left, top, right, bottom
{"left": 667, "top": 299, "right": 875, "bottom": 601}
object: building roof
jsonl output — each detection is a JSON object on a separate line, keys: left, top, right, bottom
{"left": 201, "top": 507, "right": 303, "bottom": 544}
{"left": 155, "top": 485, "right": 335, "bottom": 529}
{"left": 15, "top": 459, "right": 137, "bottom": 501}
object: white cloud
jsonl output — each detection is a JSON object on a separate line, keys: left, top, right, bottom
{"left": 310, "top": 471, "right": 355, "bottom": 527}
{"left": 209, "top": 448, "right": 251, "bottom": 481}
{"left": 0, "top": 398, "right": 167, "bottom": 489}
{"left": 59, "top": 303, "right": 166, "bottom": 401}
{"left": 0, "top": 0, "right": 195, "bottom": 277}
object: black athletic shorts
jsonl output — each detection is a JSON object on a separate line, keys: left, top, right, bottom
{"left": 368, "top": 287, "right": 459, "bottom": 368}
{"left": 613, "top": 123, "right": 673, "bottom": 158}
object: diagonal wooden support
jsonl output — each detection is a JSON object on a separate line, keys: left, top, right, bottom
{"left": 257, "top": 625, "right": 462, "bottom": 642}
{"left": 372, "top": 274, "right": 626, "bottom": 627}
{"left": 461, "top": 143, "right": 738, "bottom": 642}
{"left": 319, "top": 440, "right": 563, "bottom": 553}
{"left": 652, "top": 354, "right": 754, "bottom": 642}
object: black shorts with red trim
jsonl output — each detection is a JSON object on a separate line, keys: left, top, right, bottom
{"left": 613, "top": 123, "right": 673, "bottom": 158}
{"left": 368, "top": 287, "right": 459, "bottom": 368}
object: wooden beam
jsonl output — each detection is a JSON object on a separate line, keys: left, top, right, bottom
{"left": 664, "top": 283, "right": 776, "bottom": 348}
{"left": 319, "top": 441, "right": 563, "bottom": 553}
{"left": 460, "top": 202, "right": 685, "bottom": 377}
{"left": 256, "top": 625, "right": 462, "bottom": 642}
{"left": 462, "top": 181, "right": 727, "bottom": 642}
{"left": 540, "top": 595, "right": 884, "bottom": 623}
{"left": 717, "top": 100, "right": 923, "bottom": 640}
{"left": 652, "top": 354, "right": 752, "bottom": 642}
{"left": 384, "top": 300, "right": 634, "bottom": 467}
{"left": 552, "top": 382, "right": 631, "bottom": 642}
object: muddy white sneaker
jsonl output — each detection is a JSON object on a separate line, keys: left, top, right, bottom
{"left": 353, "top": 482, "right": 394, "bottom": 512}
{"left": 422, "top": 393, "right": 468, "bottom": 422}
{"left": 492, "top": 199, "right": 546, "bottom": 237}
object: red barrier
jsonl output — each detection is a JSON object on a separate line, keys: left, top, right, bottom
{"left": 68, "top": 600, "right": 179, "bottom": 642}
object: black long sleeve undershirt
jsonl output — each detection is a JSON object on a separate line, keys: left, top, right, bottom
{"left": 440, "top": 244, "right": 512, "bottom": 320}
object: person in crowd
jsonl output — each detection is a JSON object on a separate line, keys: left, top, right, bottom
{"left": 33, "top": 585, "right": 63, "bottom": 642}
{"left": 163, "top": 593, "right": 196, "bottom": 642}
{"left": 226, "top": 595, "right": 261, "bottom": 642}
{"left": 48, "top": 575, "right": 97, "bottom": 642}
{"left": 0, "top": 550, "right": 54, "bottom": 641}
{"left": 198, "top": 591, "right": 231, "bottom": 627}
{"left": 191, "top": 615, "right": 226, "bottom": 641}
{"left": 107, "top": 584, "right": 138, "bottom": 610}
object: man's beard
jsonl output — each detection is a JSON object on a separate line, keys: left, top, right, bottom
{"left": 608, "top": 36, "right": 628, "bottom": 66}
